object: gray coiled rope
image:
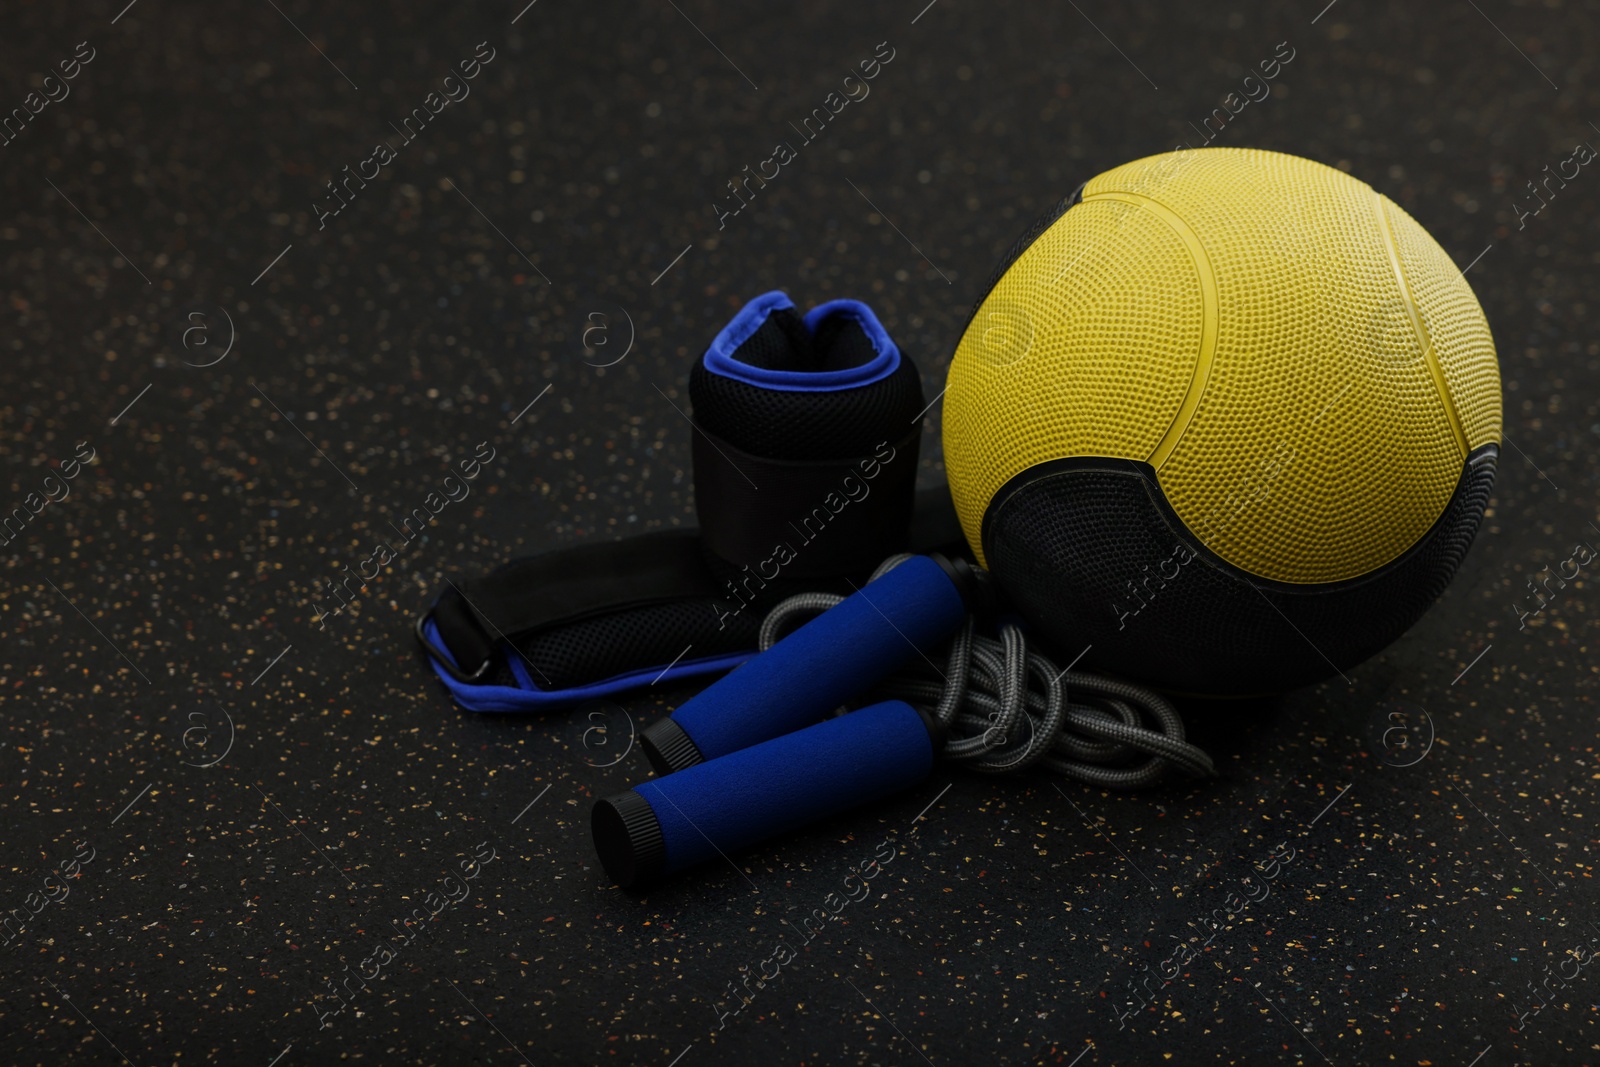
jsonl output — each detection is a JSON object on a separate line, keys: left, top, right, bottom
{"left": 758, "top": 555, "right": 1215, "bottom": 789}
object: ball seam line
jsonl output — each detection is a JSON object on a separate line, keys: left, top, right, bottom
{"left": 1372, "top": 189, "right": 1469, "bottom": 459}
{"left": 1082, "top": 188, "right": 1220, "bottom": 474}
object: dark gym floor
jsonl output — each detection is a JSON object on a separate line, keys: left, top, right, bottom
{"left": 3, "top": 0, "right": 1598, "bottom": 1063}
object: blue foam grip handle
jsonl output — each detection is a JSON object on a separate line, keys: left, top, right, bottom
{"left": 670, "top": 555, "right": 964, "bottom": 761}
{"left": 638, "top": 700, "right": 934, "bottom": 877}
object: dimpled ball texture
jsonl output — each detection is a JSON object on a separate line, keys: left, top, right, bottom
{"left": 942, "top": 147, "right": 1502, "bottom": 696}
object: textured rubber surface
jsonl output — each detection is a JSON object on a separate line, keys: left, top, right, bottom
{"left": 982, "top": 446, "right": 1498, "bottom": 695}
{"left": 944, "top": 147, "right": 1503, "bottom": 585}
{"left": 592, "top": 788, "right": 667, "bottom": 891}
{"left": 959, "top": 183, "right": 1084, "bottom": 340}
{"left": 638, "top": 715, "right": 704, "bottom": 774}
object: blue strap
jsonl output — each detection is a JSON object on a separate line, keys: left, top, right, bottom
{"left": 702, "top": 290, "right": 901, "bottom": 393}
{"left": 418, "top": 617, "right": 755, "bottom": 713}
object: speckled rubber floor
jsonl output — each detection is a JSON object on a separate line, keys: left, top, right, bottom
{"left": 1, "top": 1, "right": 1597, "bottom": 1064}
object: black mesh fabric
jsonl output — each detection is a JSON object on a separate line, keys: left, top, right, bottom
{"left": 690, "top": 309, "right": 925, "bottom": 461}
{"left": 981, "top": 446, "right": 1498, "bottom": 696}
{"left": 512, "top": 597, "right": 760, "bottom": 691}
{"left": 510, "top": 558, "right": 865, "bottom": 690}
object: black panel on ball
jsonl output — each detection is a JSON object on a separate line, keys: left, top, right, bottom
{"left": 980, "top": 445, "right": 1498, "bottom": 696}
{"left": 957, "top": 181, "right": 1086, "bottom": 339}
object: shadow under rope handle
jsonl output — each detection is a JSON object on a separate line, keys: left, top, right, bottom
{"left": 637, "top": 553, "right": 974, "bottom": 774}
{"left": 595, "top": 699, "right": 938, "bottom": 890}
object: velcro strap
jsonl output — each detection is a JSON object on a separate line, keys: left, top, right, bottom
{"left": 428, "top": 529, "right": 723, "bottom": 681}
{"left": 693, "top": 424, "right": 921, "bottom": 579}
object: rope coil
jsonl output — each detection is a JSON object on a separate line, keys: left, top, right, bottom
{"left": 758, "top": 556, "right": 1215, "bottom": 788}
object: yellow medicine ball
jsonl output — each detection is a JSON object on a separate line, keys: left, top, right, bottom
{"left": 943, "top": 147, "right": 1501, "bottom": 695}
